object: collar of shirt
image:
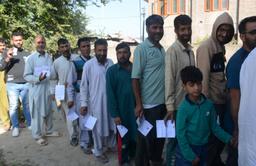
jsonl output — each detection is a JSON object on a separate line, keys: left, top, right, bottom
{"left": 80, "top": 55, "right": 90, "bottom": 62}
{"left": 37, "top": 51, "right": 46, "bottom": 57}
{"left": 117, "top": 62, "right": 132, "bottom": 71}
{"left": 176, "top": 39, "right": 193, "bottom": 52}
{"left": 145, "top": 38, "right": 163, "bottom": 49}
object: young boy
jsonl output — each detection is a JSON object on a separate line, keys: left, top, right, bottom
{"left": 176, "top": 66, "right": 235, "bottom": 166}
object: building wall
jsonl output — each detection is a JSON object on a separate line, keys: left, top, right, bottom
{"left": 145, "top": 0, "right": 256, "bottom": 49}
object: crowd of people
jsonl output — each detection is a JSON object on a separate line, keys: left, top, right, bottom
{"left": 0, "top": 12, "right": 255, "bottom": 166}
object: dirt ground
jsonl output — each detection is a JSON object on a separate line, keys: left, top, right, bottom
{"left": 0, "top": 111, "right": 118, "bottom": 166}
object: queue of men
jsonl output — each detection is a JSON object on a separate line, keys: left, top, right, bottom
{"left": 0, "top": 13, "right": 256, "bottom": 166}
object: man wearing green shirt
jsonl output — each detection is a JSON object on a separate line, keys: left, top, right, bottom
{"left": 106, "top": 42, "right": 136, "bottom": 166}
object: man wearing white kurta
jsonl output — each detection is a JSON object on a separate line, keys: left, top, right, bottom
{"left": 24, "top": 35, "right": 56, "bottom": 145}
{"left": 67, "top": 37, "right": 92, "bottom": 153}
{"left": 80, "top": 39, "right": 116, "bottom": 163}
{"left": 51, "top": 38, "right": 79, "bottom": 146}
{"left": 239, "top": 48, "right": 256, "bottom": 166}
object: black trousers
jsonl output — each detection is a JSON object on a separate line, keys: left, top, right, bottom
{"left": 135, "top": 104, "right": 167, "bottom": 166}
{"left": 207, "top": 104, "right": 226, "bottom": 166}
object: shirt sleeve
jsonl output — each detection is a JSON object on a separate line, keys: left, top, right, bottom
{"left": 226, "top": 59, "right": 240, "bottom": 89}
{"left": 50, "top": 61, "right": 58, "bottom": 95}
{"left": 106, "top": 67, "right": 119, "bottom": 118}
{"left": 80, "top": 63, "right": 89, "bottom": 107}
{"left": 196, "top": 45, "right": 211, "bottom": 97}
{"left": 131, "top": 45, "right": 146, "bottom": 79}
{"left": 176, "top": 105, "right": 197, "bottom": 161}
{"left": 66, "top": 63, "right": 76, "bottom": 102}
{"left": 165, "top": 46, "right": 178, "bottom": 112}
{"left": 23, "top": 55, "right": 40, "bottom": 83}
{"left": 210, "top": 104, "right": 232, "bottom": 143}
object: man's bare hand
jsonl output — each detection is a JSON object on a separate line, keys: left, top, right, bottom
{"left": 39, "top": 73, "right": 47, "bottom": 81}
{"left": 5, "top": 48, "right": 13, "bottom": 62}
{"left": 135, "top": 104, "right": 143, "bottom": 118}
{"left": 192, "top": 156, "right": 200, "bottom": 166}
{"left": 114, "top": 117, "right": 121, "bottom": 125}
{"left": 164, "top": 111, "right": 174, "bottom": 123}
{"left": 67, "top": 101, "right": 74, "bottom": 108}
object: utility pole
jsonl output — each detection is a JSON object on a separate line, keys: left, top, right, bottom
{"left": 142, "top": 7, "right": 145, "bottom": 41}
{"left": 139, "top": 0, "right": 142, "bottom": 41}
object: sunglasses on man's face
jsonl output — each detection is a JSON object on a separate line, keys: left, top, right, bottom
{"left": 245, "top": 29, "right": 256, "bottom": 35}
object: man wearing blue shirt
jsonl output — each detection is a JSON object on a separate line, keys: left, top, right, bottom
{"left": 226, "top": 16, "right": 256, "bottom": 166}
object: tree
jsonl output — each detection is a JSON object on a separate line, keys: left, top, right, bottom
{"left": 0, "top": 0, "right": 116, "bottom": 53}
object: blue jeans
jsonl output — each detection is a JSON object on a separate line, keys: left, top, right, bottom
{"left": 6, "top": 83, "right": 31, "bottom": 128}
{"left": 176, "top": 144, "right": 207, "bottom": 166}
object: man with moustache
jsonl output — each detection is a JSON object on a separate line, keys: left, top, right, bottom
{"left": 51, "top": 38, "right": 78, "bottom": 146}
{"left": 106, "top": 42, "right": 136, "bottom": 165}
{"left": 165, "top": 14, "right": 195, "bottom": 166}
{"left": 132, "top": 15, "right": 166, "bottom": 166}
{"left": 80, "top": 39, "right": 115, "bottom": 164}
{"left": 24, "top": 35, "right": 58, "bottom": 146}
{"left": 67, "top": 37, "right": 92, "bottom": 154}
{"left": 226, "top": 16, "right": 256, "bottom": 166}
{"left": 196, "top": 12, "right": 235, "bottom": 166}
{"left": 0, "top": 31, "right": 31, "bottom": 137}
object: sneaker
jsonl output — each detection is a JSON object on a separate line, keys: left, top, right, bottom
{"left": 12, "top": 127, "right": 19, "bottom": 137}
{"left": 27, "top": 126, "right": 32, "bottom": 130}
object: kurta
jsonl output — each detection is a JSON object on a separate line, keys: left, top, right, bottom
{"left": 23, "top": 52, "right": 53, "bottom": 118}
{"left": 80, "top": 57, "right": 115, "bottom": 137}
{"left": 239, "top": 48, "right": 256, "bottom": 166}
{"left": 106, "top": 63, "right": 136, "bottom": 141}
{"left": 51, "top": 54, "right": 78, "bottom": 98}
{"left": 0, "top": 56, "right": 9, "bottom": 126}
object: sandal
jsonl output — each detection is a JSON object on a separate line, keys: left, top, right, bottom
{"left": 96, "top": 154, "right": 109, "bottom": 164}
{"left": 45, "top": 131, "right": 60, "bottom": 137}
{"left": 36, "top": 138, "right": 48, "bottom": 146}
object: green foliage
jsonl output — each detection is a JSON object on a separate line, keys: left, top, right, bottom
{"left": 0, "top": 0, "right": 112, "bottom": 53}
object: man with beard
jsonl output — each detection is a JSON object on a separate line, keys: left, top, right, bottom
{"left": 196, "top": 12, "right": 235, "bottom": 166}
{"left": 106, "top": 42, "right": 136, "bottom": 165}
{"left": 67, "top": 37, "right": 92, "bottom": 154}
{"left": 226, "top": 16, "right": 256, "bottom": 166}
{"left": 80, "top": 39, "right": 115, "bottom": 164}
{"left": 51, "top": 38, "right": 78, "bottom": 146}
{"left": 132, "top": 15, "right": 166, "bottom": 166}
{"left": 0, "top": 31, "right": 31, "bottom": 137}
{"left": 24, "top": 35, "right": 58, "bottom": 146}
{"left": 0, "top": 38, "right": 10, "bottom": 132}
{"left": 165, "top": 14, "right": 195, "bottom": 166}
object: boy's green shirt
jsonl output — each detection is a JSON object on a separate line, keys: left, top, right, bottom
{"left": 176, "top": 94, "right": 232, "bottom": 161}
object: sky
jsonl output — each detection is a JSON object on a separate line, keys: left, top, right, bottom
{"left": 85, "top": 0, "right": 148, "bottom": 39}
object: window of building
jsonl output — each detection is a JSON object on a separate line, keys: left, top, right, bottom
{"left": 205, "top": 0, "right": 229, "bottom": 11}
{"left": 163, "top": 0, "right": 185, "bottom": 15}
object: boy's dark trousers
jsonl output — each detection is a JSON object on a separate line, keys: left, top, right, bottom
{"left": 135, "top": 104, "right": 167, "bottom": 166}
{"left": 176, "top": 144, "right": 207, "bottom": 166}
{"left": 207, "top": 104, "right": 226, "bottom": 166}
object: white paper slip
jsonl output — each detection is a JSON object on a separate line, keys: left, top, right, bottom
{"left": 137, "top": 117, "right": 153, "bottom": 136}
{"left": 34, "top": 66, "right": 50, "bottom": 77}
{"left": 117, "top": 125, "right": 128, "bottom": 138}
{"left": 67, "top": 107, "right": 79, "bottom": 122}
{"left": 55, "top": 85, "right": 65, "bottom": 101}
{"left": 83, "top": 115, "right": 97, "bottom": 130}
{"left": 166, "top": 120, "right": 175, "bottom": 138}
{"left": 156, "top": 120, "right": 175, "bottom": 138}
{"left": 13, "top": 47, "right": 18, "bottom": 56}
